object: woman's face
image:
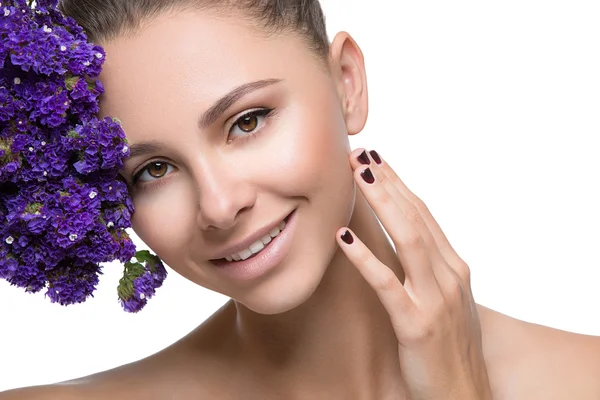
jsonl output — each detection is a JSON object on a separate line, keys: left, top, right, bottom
{"left": 99, "top": 10, "right": 362, "bottom": 314}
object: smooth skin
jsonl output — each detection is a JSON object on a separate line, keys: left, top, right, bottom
{"left": 2, "top": 9, "right": 600, "bottom": 400}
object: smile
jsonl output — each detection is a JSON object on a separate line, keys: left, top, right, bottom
{"left": 210, "top": 210, "right": 297, "bottom": 282}
{"left": 225, "top": 220, "right": 287, "bottom": 262}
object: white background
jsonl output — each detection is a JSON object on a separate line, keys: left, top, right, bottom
{"left": 1, "top": 0, "right": 599, "bottom": 391}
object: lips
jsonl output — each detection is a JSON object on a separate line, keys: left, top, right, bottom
{"left": 209, "top": 211, "right": 294, "bottom": 263}
{"left": 209, "top": 209, "right": 298, "bottom": 281}
{"left": 224, "top": 220, "right": 287, "bottom": 262}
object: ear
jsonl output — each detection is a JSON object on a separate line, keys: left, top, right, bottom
{"left": 328, "top": 31, "right": 369, "bottom": 136}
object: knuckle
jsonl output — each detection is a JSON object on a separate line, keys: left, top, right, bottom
{"left": 403, "top": 318, "right": 436, "bottom": 344}
{"left": 396, "top": 228, "right": 423, "bottom": 249}
{"left": 399, "top": 298, "right": 446, "bottom": 344}
{"left": 404, "top": 204, "right": 428, "bottom": 232}
{"left": 454, "top": 260, "right": 471, "bottom": 283}
{"left": 413, "top": 196, "right": 430, "bottom": 215}
{"left": 375, "top": 190, "right": 394, "bottom": 208}
{"left": 373, "top": 269, "right": 398, "bottom": 291}
{"left": 404, "top": 204, "right": 422, "bottom": 224}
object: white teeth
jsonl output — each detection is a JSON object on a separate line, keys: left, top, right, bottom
{"left": 239, "top": 248, "right": 253, "bottom": 260}
{"left": 226, "top": 220, "right": 287, "bottom": 261}
{"left": 261, "top": 234, "right": 272, "bottom": 245}
{"left": 249, "top": 240, "right": 265, "bottom": 254}
{"left": 273, "top": 220, "right": 286, "bottom": 235}
{"left": 269, "top": 227, "right": 280, "bottom": 237}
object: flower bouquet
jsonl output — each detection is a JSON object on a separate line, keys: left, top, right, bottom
{"left": 0, "top": 0, "right": 166, "bottom": 312}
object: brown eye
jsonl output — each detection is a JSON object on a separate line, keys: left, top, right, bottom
{"left": 229, "top": 108, "right": 273, "bottom": 140}
{"left": 148, "top": 162, "right": 167, "bottom": 178}
{"left": 133, "top": 161, "right": 174, "bottom": 184}
{"left": 237, "top": 114, "right": 259, "bottom": 132}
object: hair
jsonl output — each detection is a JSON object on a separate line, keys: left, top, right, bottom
{"left": 58, "top": 0, "right": 330, "bottom": 59}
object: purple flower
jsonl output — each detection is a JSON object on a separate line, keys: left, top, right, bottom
{"left": 118, "top": 251, "right": 168, "bottom": 313}
{"left": 0, "top": 0, "right": 164, "bottom": 311}
{"left": 45, "top": 260, "right": 102, "bottom": 306}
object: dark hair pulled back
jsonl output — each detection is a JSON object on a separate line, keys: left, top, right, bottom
{"left": 58, "top": 0, "right": 330, "bottom": 59}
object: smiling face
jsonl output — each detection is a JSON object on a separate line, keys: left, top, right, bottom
{"left": 98, "top": 10, "right": 367, "bottom": 314}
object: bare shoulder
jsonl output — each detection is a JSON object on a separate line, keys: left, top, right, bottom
{"left": 478, "top": 304, "right": 600, "bottom": 400}
{"left": 0, "top": 377, "right": 181, "bottom": 400}
{"left": 0, "top": 385, "right": 85, "bottom": 400}
{"left": 0, "top": 357, "right": 180, "bottom": 400}
{"left": 1, "top": 302, "right": 237, "bottom": 400}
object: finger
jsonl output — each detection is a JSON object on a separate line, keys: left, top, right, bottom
{"left": 353, "top": 148, "right": 450, "bottom": 286}
{"left": 369, "top": 150, "right": 471, "bottom": 284}
{"left": 364, "top": 150, "right": 450, "bottom": 269}
{"left": 353, "top": 163, "right": 439, "bottom": 295}
{"left": 350, "top": 148, "right": 371, "bottom": 169}
{"left": 336, "top": 227, "right": 412, "bottom": 328}
{"left": 361, "top": 150, "right": 458, "bottom": 290}
{"left": 351, "top": 149, "right": 444, "bottom": 264}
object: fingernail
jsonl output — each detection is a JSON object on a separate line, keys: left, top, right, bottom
{"left": 369, "top": 150, "right": 382, "bottom": 165}
{"left": 361, "top": 168, "right": 375, "bottom": 184}
{"left": 357, "top": 150, "right": 371, "bottom": 165}
{"left": 341, "top": 230, "right": 354, "bottom": 244}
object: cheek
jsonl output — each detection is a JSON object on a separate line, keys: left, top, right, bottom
{"left": 130, "top": 180, "right": 197, "bottom": 258}
{"left": 271, "top": 99, "right": 353, "bottom": 199}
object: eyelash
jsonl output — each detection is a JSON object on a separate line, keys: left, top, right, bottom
{"left": 227, "top": 108, "right": 275, "bottom": 144}
{"left": 130, "top": 107, "right": 276, "bottom": 188}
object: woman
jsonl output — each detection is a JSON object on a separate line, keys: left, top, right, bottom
{"left": 2, "top": 0, "right": 600, "bottom": 398}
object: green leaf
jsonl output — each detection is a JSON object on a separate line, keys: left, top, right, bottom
{"left": 65, "top": 75, "right": 79, "bottom": 90}
{"left": 66, "top": 129, "right": 80, "bottom": 139}
{"left": 24, "top": 202, "right": 43, "bottom": 214}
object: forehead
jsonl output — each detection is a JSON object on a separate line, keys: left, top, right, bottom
{"left": 97, "top": 10, "right": 318, "bottom": 126}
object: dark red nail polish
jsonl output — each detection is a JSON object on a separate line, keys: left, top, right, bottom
{"left": 357, "top": 150, "right": 371, "bottom": 165}
{"left": 361, "top": 168, "right": 375, "bottom": 184}
{"left": 341, "top": 230, "right": 354, "bottom": 244}
{"left": 369, "top": 150, "right": 382, "bottom": 165}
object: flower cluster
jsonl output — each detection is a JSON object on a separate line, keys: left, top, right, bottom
{"left": 118, "top": 251, "right": 168, "bottom": 313}
{"left": 0, "top": 0, "right": 166, "bottom": 312}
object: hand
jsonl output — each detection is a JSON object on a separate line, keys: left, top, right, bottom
{"left": 336, "top": 149, "right": 493, "bottom": 400}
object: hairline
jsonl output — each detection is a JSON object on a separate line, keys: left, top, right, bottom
{"left": 95, "top": 4, "right": 332, "bottom": 73}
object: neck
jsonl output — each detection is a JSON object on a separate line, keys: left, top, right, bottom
{"left": 229, "top": 193, "right": 406, "bottom": 398}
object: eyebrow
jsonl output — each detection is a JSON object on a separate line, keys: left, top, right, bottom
{"left": 127, "top": 141, "right": 165, "bottom": 159}
{"left": 198, "top": 78, "right": 282, "bottom": 129}
{"left": 126, "top": 79, "right": 282, "bottom": 160}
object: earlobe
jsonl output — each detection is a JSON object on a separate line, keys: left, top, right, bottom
{"left": 329, "top": 31, "right": 369, "bottom": 136}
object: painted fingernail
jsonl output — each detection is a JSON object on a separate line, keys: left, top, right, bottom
{"left": 369, "top": 150, "right": 382, "bottom": 165}
{"left": 341, "top": 230, "right": 354, "bottom": 244}
{"left": 361, "top": 168, "right": 375, "bottom": 184}
{"left": 357, "top": 150, "right": 371, "bottom": 165}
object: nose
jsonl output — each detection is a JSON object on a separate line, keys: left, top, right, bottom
{"left": 194, "top": 159, "right": 256, "bottom": 231}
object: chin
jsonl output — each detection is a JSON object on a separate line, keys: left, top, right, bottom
{"left": 238, "top": 187, "right": 357, "bottom": 316}
{"left": 232, "top": 243, "right": 338, "bottom": 316}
